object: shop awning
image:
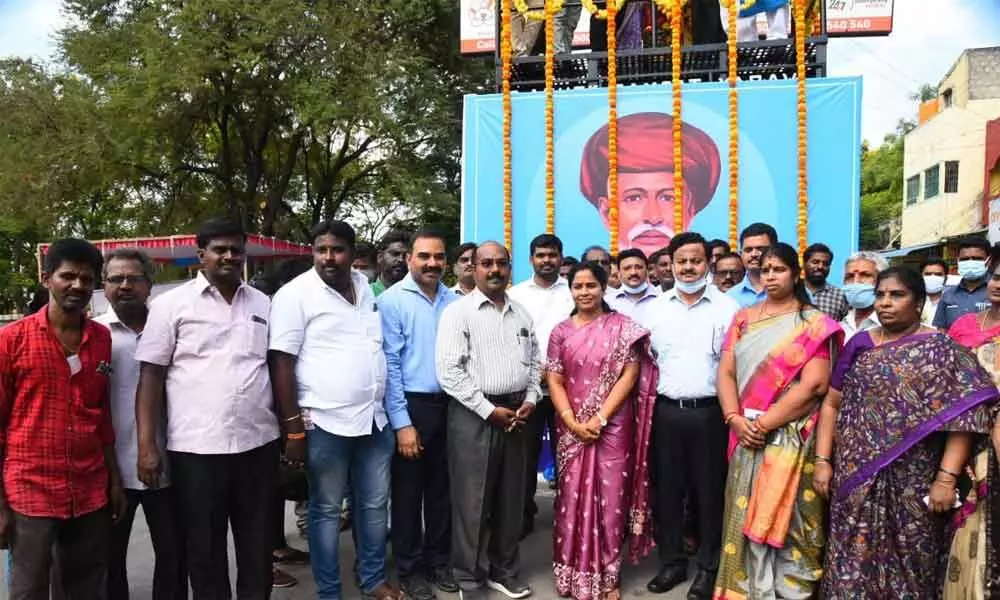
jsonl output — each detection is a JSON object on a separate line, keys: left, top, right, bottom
{"left": 879, "top": 241, "right": 942, "bottom": 259}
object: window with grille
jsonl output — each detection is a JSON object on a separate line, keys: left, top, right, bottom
{"left": 906, "top": 175, "right": 920, "bottom": 205}
{"left": 944, "top": 161, "right": 959, "bottom": 194}
{"left": 925, "top": 165, "right": 940, "bottom": 199}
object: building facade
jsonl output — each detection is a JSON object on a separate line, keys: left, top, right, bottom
{"left": 899, "top": 47, "right": 1000, "bottom": 252}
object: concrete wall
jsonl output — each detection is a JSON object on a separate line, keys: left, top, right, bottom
{"left": 940, "top": 53, "right": 971, "bottom": 108}
{"left": 901, "top": 99, "right": 1000, "bottom": 246}
{"left": 969, "top": 47, "right": 1000, "bottom": 101}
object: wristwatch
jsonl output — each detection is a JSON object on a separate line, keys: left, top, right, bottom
{"left": 596, "top": 413, "right": 608, "bottom": 429}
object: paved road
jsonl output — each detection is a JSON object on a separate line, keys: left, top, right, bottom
{"left": 1, "top": 487, "right": 693, "bottom": 599}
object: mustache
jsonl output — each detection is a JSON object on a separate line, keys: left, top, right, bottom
{"left": 626, "top": 223, "right": 674, "bottom": 242}
{"left": 422, "top": 267, "right": 442, "bottom": 274}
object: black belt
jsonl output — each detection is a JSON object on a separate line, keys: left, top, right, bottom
{"left": 657, "top": 394, "right": 718, "bottom": 409}
{"left": 485, "top": 391, "right": 526, "bottom": 409}
{"left": 405, "top": 391, "right": 449, "bottom": 402}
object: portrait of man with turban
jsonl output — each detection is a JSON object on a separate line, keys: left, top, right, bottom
{"left": 579, "top": 112, "right": 722, "bottom": 258}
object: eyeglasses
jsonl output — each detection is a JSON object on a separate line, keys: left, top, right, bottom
{"left": 105, "top": 275, "right": 147, "bottom": 286}
{"left": 715, "top": 270, "right": 742, "bottom": 279}
{"left": 476, "top": 259, "right": 510, "bottom": 269}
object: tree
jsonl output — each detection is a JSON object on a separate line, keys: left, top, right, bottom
{"left": 858, "top": 121, "right": 911, "bottom": 250}
{"left": 0, "top": 1, "right": 491, "bottom": 312}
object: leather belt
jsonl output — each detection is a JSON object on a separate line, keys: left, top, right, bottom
{"left": 657, "top": 394, "right": 718, "bottom": 409}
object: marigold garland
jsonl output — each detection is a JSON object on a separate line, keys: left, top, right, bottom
{"left": 501, "top": 0, "right": 514, "bottom": 253}
{"left": 794, "top": 0, "right": 808, "bottom": 258}
{"left": 581, "top": 0, "right": 627, "bottom": 20}
{"left": 544, "top": 0, "right": 556, "bottom": 234}
{"left": 514, "top": 0, "right": 565, "bottom": 21}
{"left": 670, "top": 0, "right": 684, "bottom": 237}
{"left": 607, "top": 0, "right": 619, "bottom": 254}
{"left": 727, "top": 0, "right": 739, "bottom": 250}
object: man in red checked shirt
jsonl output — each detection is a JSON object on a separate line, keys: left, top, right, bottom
{"left": 0, "top": 238, "right": 127, "bottom": 599}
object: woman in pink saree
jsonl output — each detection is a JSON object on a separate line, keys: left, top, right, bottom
{"left": 545, "top": 261, "right": 659, "bottom": 600}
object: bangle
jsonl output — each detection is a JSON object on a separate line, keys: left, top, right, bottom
{"left": 938, "top": 467, "right": 960, "bottom": 479}
{"left": 723, "top": 412, "right": 738, "bottom": 425}
{"left": 286, "top": 432, "right": 306, "bottom": 441}
{"left": 283, "top": 414, "right": 302, "bottom": 423}
{"left": 814, "top": 454, "right": 831, "bottom": 463}
{"left": 932, "top": 479, "right": 956, "bottom": 489}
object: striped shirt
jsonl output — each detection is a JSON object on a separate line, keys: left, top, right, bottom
{"left": 435, "top": 288, "right": 541, "bottom": 420}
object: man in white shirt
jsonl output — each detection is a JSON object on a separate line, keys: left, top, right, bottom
{"left": 644, "top": 233, "right": 739, "bottom": 600}
{"left": 135, "top": 219, "right": 282, "bottom": 599}
{"left": 606, "top": 248, "right": 660, "bottom": 325}
{"left": 840, "top": 251, "right": 887, "bottom": 341}
{"left": 97, "top": 249, "right": 186, "bottom": 600}
{"left": 267, "top": 220, "right": 400, "bottom": 600}
{"left": 508, "top": 234, "right": 575, "bottom": 538}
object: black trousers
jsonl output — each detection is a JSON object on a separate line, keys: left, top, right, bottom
{"left": 690, "top": 0, "right": 726, "bottom": 44}
{"left": 652, "top": 398, "right": 728, "bottom": 572}
{"left": 589, "top": 1, "right": 630, "bottom": 51}
{"left": 9, "top": 507, "right": 110, "bottom": 600}
{"left": 448, "top": 396, "right": 528, "bottom": 589}
{"left": 108, "top": 488, "right": 188, "bottom": 600}
{"left": 391, "top": 392, "right": 451, "bottom": 577}
{"left": 524, "top": 395, "right": 556, "bottom": 520}
{"left": 170, "top": 440, "right": 280, "bottom": 600}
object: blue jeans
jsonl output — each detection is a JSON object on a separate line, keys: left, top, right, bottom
{"left": 307, "top": 424, "right": 394, "bottom": 600}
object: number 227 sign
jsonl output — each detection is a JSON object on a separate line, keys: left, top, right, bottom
{"left": 826, "top": 0, "right": 894, "bottom": 37}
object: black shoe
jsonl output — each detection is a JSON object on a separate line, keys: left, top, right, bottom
{"left": 458, "top": 586, "right": 488, "bottom": 600}
{"left": 647, "top": 565, "right": 688, "bottom": 594}
{"left": 400, "top": 575, "right": 436, "bottom": 600}
{"left": 687, "top": 569, "right": 716, "bottom": 600}
{"left": 428, "top": 566, "right": 459, "bottom": 594}
{"left": 487, "top": 575, "right": 532, "bottom": 599}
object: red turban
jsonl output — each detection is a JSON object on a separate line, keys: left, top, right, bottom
{"left": 579, "top": 112, "right": 722, "bottom": 213}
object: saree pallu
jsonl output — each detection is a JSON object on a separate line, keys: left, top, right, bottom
{"left": 546, "top": 312, "right": 658, "bottom": 600}
{"left": 713, "top": 309, "right": 842, "bottom": 600}
{"left": 946, "top": 316, "right": 1000, "bottom": 600}
{"left": 822, "top": 332, "right": 997, "bottom": 600}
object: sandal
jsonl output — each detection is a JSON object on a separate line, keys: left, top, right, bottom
{"left": 363, "top": 582, "right": 406, "bottom": 600}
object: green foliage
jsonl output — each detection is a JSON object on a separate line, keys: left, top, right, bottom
{"left": 859, "top": 121, "right": 911, "bottom": 250}
{"left": 0, "top": 0, "right": 492, "bottom": 312}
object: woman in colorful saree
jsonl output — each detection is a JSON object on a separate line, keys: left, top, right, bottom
{"left": 813, "top": 266, "right": 998, "bottom": 599}
{"left": 944, "top": 263, "right": 1000, "bottom": 599}
{"left": 714, "top": 243, "right": 842, "bottom": 600}
{"left": 545, "top": 261, "right": 659, "bottom": 600}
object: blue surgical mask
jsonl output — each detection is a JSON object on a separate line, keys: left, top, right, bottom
{"left": 843, "top": 282, "right": 875, "bottom": 309}
{"left": 622, "top": 280, "right": 649, "bottom": 295}
{"left": 674, "top": 274, "right": 708, "bottom": 295}
{"left": 958, "top": 260, "right": 988, "bottom": 281}
{"left": 923, "top": 275, "right": 945, "bottom": 294}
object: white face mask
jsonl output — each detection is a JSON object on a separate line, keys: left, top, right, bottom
{"left": 622, "top": 280, "right": 649, "bottom": 295}
{"left": 674, "top": 274, "right": 709, "bottom": 294}
{"left": 923, "top": 275, "right": 945, "bottom": 294}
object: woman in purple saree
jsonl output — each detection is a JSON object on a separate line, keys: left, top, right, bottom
{"left": 813, "top": 267, "right": 999, "bottom": 599}
{"left": 545, "top": 261, "right": 658, "bottom": 600}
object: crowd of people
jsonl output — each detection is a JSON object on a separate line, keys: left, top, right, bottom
{"left": 2, "top": 216, "right": 1000, "bottom": 600}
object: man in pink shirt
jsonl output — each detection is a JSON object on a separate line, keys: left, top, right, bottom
{"left": 134, "top": 219, "right": 302, "bottom": 600}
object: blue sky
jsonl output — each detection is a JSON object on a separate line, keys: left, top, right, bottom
{"left": 1, "top": 0, "right": 998, "bottom": 143}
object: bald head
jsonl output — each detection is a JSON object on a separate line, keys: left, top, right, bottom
{"left": 473, "top": 241, "right": 511, "bottom": 299}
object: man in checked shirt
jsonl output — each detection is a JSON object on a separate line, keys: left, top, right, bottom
{"left": 0, "top": 238, "right": 128, "bottom": 599}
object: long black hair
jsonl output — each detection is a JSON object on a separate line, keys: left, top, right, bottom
{"left": 760, "top": 242, "right": 814, "bottom": 318}
{"left": 567, "top": 260, "right": 613, "bottom": 315}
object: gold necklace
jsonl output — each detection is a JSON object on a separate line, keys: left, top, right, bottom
{"left": 875, "top": 322, "right": 921, "bottom": 346}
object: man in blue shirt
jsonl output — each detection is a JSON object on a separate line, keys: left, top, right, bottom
{"left": 378, "top": 230, "right": 459, "bottom": 600}
{"left": 727, "top": 222, "right": 777, "bottom": 308}
{"left": 932, "top": 236, "right": 992, "bottom": 330}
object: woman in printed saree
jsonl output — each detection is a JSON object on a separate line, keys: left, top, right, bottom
{"left": 945, "top": 264, "right": 1000, "bottom": 600}
{"left": 546, "top": 261, "right": 659, "bottom": 600}
{"left": 813, "top": 266, "right": 998, "bottom": 599}
{"left": 714, "top": 243, "right": 842, "bottom": 600}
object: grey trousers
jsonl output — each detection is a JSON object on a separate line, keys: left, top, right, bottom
{"left": 9, "top": 507, "right": 110, "bottom": 600}
{"left": 447, "top": 397, "right": 528, "bottom": 590}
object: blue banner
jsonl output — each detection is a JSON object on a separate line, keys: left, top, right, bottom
{"left": 461, "top": 77, "right": 862, "bottom": 283}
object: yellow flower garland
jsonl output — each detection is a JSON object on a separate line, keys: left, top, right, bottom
{"left": 652, "top": 0, "right": 689, "bottom": 14}
{"left": 607, "top": 0, "right": 619, "bottom": 254}
{"left": 727, "top": 0, "right": 739, "bottom": 250}
{"left": 501, "top": 0, "right": 514, "bottom": 253}
{"left": 794, "top": 0, "right": 808, "bottom": 258}
{"left": 544, "top": 0, "right": 556, "bottom": 234}
{"left": 514, "top": 0, "right": 565, "bottom": 21}
{"left": 670, "top": 0, "right": 684, "bottom": 237}
{"left": 580, "top": 0, "right": 626, "bottom": 20}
